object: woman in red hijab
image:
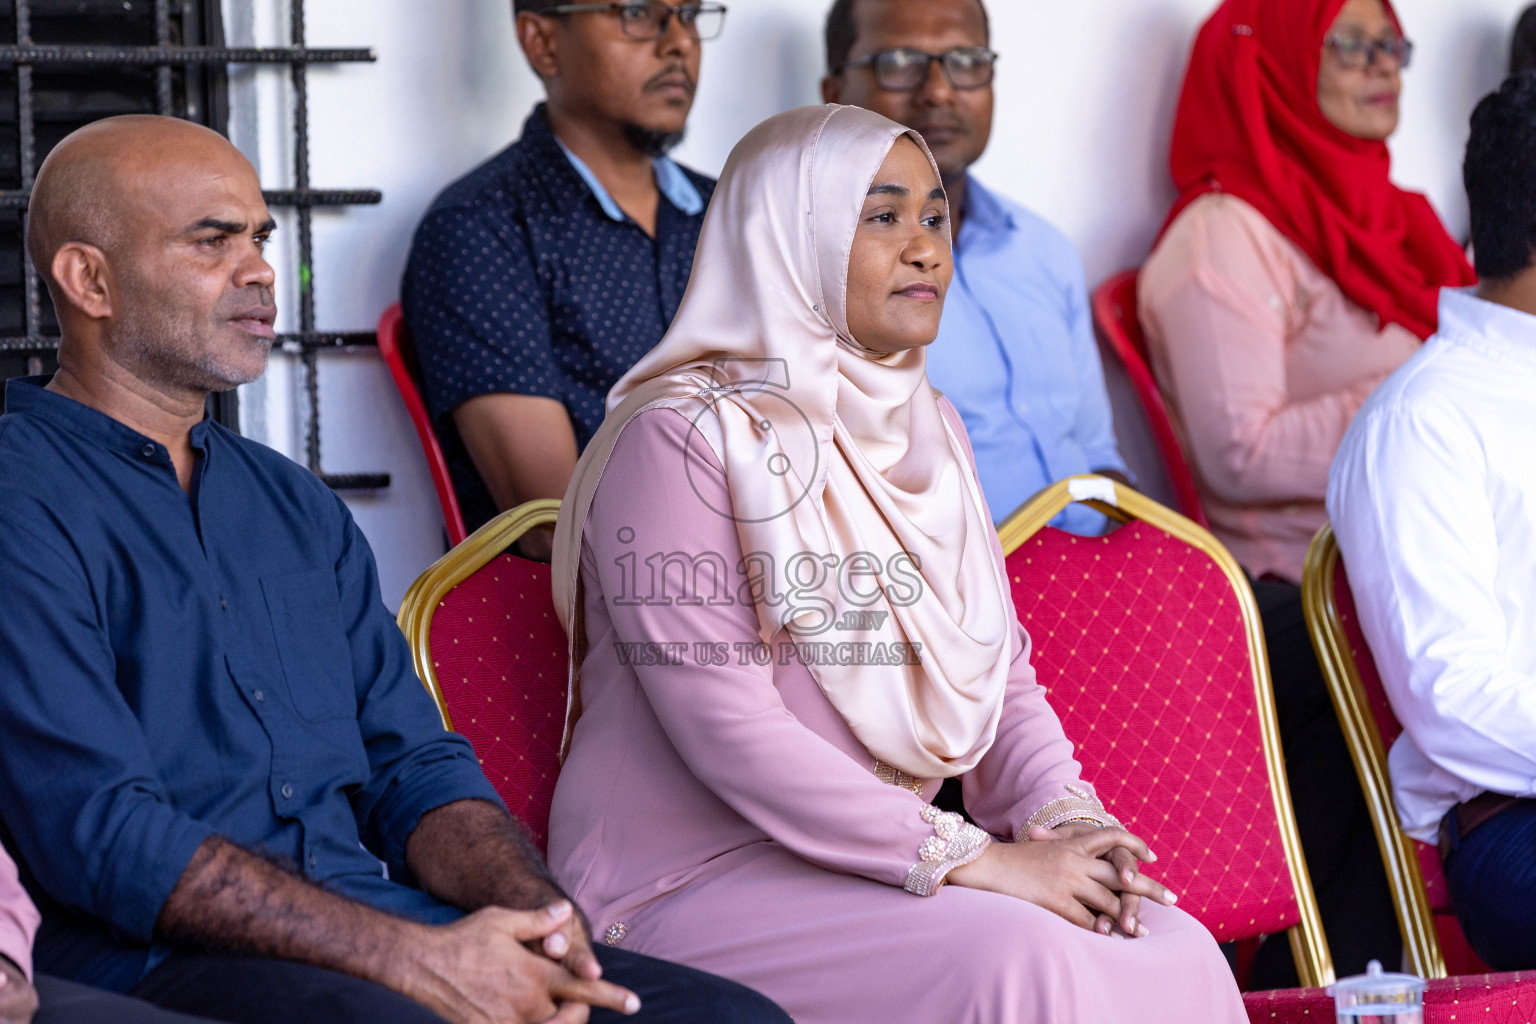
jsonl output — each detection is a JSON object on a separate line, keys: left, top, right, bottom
{"left": 1142, "top": 0, "right": 1473, "bottom": 584}
{"left": 1139, "top": 0, "right": 1474, "bottom": 988}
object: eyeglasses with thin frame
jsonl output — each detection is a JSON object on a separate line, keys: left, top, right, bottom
{"left": 540, "top": 1, "right": 728, "bottom": 42}
{"left": 837, "top": 47, "right": 999, "bottom": 92}
{"left": 1324, "top": 32, "right": 1413, "bottom": 70}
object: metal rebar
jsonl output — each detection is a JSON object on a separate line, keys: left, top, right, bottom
{"left": 291, "top": 0, "right": 322, "bottom": 477}
{"left": 261, "top": 188, "right": 382, "bottom": 207}
{"left": 275, "top": 331, "right": 378, "bottom": 351}
{"left": 0, "top": 337, "right": 49, "bottom": 353}
{"left": 15, "top": 0, "right": 40, "bottom": 347}
{"left": 0, "top": 188, "right": 383, "bottom": 210}
{"left": 0, "top": 331, "right": 378, "bottom": 354}
{"left": 314, "top": 471, "right": 391, "bottom": 489}
{"left": 154, "top": 0, "right": 173, "bottom": 115}
{"left": 0, "top": 44, "right": 376, "bottom": 64}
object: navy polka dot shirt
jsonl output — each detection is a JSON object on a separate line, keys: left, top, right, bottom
{"left": 401, "top": 104, "right": 715, "bottom": 532}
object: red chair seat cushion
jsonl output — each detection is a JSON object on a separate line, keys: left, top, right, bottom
{"left": 1243, "top": 972, "right": 1536, "bottom": 1023}
{"left": 427, "top": 552, "right": 568, "bottom": 851}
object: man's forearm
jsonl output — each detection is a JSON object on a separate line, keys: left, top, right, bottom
{"left": 157, "top": 834, "right": 630, "bottom": 1022}
{"left": 156, "top": 836, "right": 430, "bottom": 991}
{"left": 405, "top": 799, "right": 563, "bottom": 914}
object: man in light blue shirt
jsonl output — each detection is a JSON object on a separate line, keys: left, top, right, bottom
{"left": 821, "top": 0, "right": 1127, "bottom": 532}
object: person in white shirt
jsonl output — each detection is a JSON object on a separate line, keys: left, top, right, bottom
{"left": 1328, "top": 72, "right": 1536, "bottom": 971}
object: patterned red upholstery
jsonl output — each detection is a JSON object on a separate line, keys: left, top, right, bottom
{"left": 428, "top": 552, "right": 568, "bottom": 852}
{"left": 1242, "top": 971, "right": 1536, "bottom": 1023}
{"left": 1331, "top": 563, "right": 1491, "bottom": 976}
{"left": 1008, "top": 522, "right": 1298, "bottom": 945}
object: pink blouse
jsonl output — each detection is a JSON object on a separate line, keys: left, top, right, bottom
{"left": 0, "top": 838, "right": 38, "bottom": 980}
{"left": 1139, "top": 194, "right": 1420, "bottom": 583}
{"left": 548, "top": 400, "right": 1105, "bottom": 933}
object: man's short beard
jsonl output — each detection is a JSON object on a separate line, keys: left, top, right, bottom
{"left": 621, "top": 121, "right": 685, "bottom": 158}
{"left": 110, "top": 276, "right": 270, "bottom": 394}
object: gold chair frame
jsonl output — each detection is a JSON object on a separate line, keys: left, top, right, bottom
{"left": 1301, "top": 523, "right": 1445, "bottom": 979}
{"left": 998, "top": 475, "right": 1335, "bottom": 988}
{"left": 396, "top": 499, "right": 563, "bottom": 731}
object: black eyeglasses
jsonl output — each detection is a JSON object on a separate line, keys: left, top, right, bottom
{"left": 541, "top": 2, "right": 728, "bottom": 42}
{"left": 837, "top": 47, "right": 998, "bottom": 92}
{"left": 1324, "top": 33, "right": 1414, "bottom": 70}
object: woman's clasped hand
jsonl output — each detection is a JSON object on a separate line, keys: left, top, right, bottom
{"left": 948, "top": 823, "right": 1176, "bottom": 939}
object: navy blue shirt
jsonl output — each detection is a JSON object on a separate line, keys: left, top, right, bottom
{"left": 0, "top": 378, "right": 501, "bottom": 992}
{"left": 402, "top": 103, "right": 715, "bottom": 532}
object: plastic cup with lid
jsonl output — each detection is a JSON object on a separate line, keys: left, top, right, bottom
{"left": 1329, "top": 960, "right": 1425, "bottom": 1023}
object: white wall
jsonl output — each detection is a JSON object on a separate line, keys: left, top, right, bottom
{"left": 224, "top": 0, "right": 1525, "bottom": 608}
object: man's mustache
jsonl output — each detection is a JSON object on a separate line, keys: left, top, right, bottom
{"left": 217, "top": 286, "right": 276, "bottom": 318}
{"left": 643, "top": 64, "right": 697, "bottom": 96}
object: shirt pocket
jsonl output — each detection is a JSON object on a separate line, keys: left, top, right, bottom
{"left": 261, "top": 569, "right": 357, "bottom": 722}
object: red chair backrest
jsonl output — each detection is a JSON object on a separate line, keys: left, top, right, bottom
{"left": 377, "top": 303, "right": 468, "bottom": 547}
{"left": 1329, "top": 562, "right": 1491, "bottom": 973}
{"left": 1008, "top": 522, "right": 1299, "bottom": 945}
{"left": 428, "top": 552, "right": 568, "bottom": 851}
{"left": 1330, "top": 563, "right": 1403, "bottom": 749}
{"left": 1091, "top": 271, "right": 1210, "bottom": 529}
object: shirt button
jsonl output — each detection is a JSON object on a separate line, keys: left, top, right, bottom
{"left": 220, "top": 597, "right": 228, "bottom": 611}
{"left": 308, "top": 853, "right": 318, "bottom": 868}
{"left": 253, "top": 690, "right": 265, "bottom": 703}
{"left": 281, "top": 783, "right": 294, "bottom": 799}
{"left": 138, "top": 444, "right": 156, "bottom": 459}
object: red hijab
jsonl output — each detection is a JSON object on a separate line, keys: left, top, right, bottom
{"left": 1165, "top": 0, "right": 1475, "bottom": 340}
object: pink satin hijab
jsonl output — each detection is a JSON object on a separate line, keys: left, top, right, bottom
{"left": 552, "top": 104, "right": 1012, "bottom": 780}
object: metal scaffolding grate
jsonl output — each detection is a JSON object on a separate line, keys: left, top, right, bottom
{"left": 1, "top": 0, "right": 389, "bottom": 490}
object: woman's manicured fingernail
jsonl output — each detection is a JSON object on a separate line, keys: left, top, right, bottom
{"left": 1138, "top": 923, "right": 1150, "bottom": 938}
{"left": 1166, "top": 890, "right": 1178, "bottom": 904}
{"left": 546, "top": 900, "right": 571, "bottom": 917}
{"left": 547, "top": 932, "right": 569, "bottom": 954}
{"left": 625, "top": 995, "right": 642, "bottom": 1014}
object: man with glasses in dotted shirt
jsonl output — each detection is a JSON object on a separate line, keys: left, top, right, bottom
{"left": 822, "top": 0, "right": 1131, "bottom": 533}
{"left": 404, "top": 1, "right": 725, "bottom": 558}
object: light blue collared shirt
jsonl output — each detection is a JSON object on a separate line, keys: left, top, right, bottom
{"left": 557, "top": 139, "right": 704, "bottom": 221}
{"left": 927, "top": 176, "right": 1128, "bottom": 534}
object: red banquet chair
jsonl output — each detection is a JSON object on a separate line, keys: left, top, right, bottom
{"left": 1302, "top": 523, "right": 1493, "bottom": 979}
{"left": 999, "top": 478, "right": 1536, "bottom": 1020}
{"left": 1091, "top": 270, "right": 1210, "bottom": 529}
{"left": 998, "top": 475, "right": 1331, "bottom": 1003}
{"left": 397, "top": 499, "right": 566, "bottom": 851}
{"left": 378, "top": 303, "right": 468, "bottom": 547}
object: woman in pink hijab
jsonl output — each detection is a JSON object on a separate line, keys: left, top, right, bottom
{"left": 548, "top": 105, "right": 1244, "bottom": 1022}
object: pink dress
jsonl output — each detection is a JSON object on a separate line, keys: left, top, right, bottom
{"left": 0, "top": 838, "right": 38, "bottom": 980}
{"left": 548, "top": 402, "right": 1245, "bottom": 1023}
{"left": 1139, "top": 194, "right": 1420, "bottom": 583}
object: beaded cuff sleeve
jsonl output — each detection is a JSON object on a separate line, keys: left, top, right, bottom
{"left": 1016, "top": 784, "right": 1123, "bottom": 840}
{"left": 874, "top": 758, "right": 925, "bottom": 795}
{"left": 903, "top": 804, "right": 992, "bottom": 897}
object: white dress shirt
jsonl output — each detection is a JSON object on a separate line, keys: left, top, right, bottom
{"left": 1328, "top": 288, "right": 1536, "bottom": 842}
